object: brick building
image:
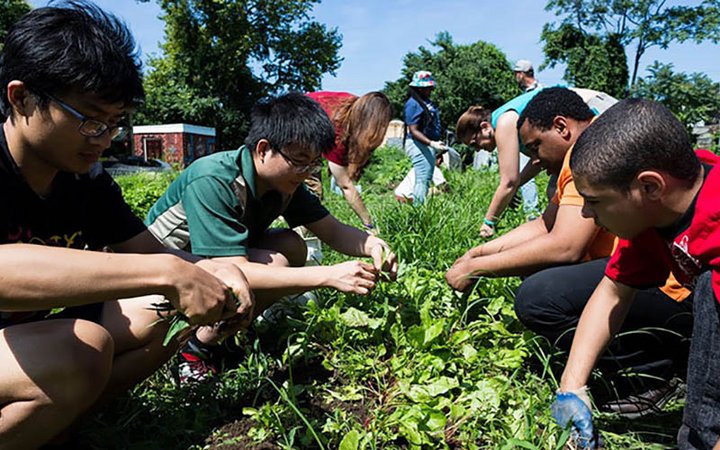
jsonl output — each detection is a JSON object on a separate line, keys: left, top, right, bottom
{"left": 132, "top": 123, "right": 216, "bottom": 168}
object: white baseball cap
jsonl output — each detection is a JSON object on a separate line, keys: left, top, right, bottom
{"left": 513, "top": 59, "right": 533, "bottom": 72}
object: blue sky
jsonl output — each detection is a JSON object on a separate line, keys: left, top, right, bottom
{"left": 30, "top": 0, "right": 720, "bottom": 93}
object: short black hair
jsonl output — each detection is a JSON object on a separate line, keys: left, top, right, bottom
{"left": 0, "top": 0, "right": 144, "bottom": 117}
{"left": 570, "top": 98, "right": 700, "bottom": 191}
{"left": 517, "top": 87, "right": 594, "bottom": 131}
{"left": 244, "top": 92, "right": 335, "bottom": 157}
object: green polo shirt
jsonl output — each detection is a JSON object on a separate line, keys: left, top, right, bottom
{"left": 146, "top": 146, "right": 329, "bottom": 257}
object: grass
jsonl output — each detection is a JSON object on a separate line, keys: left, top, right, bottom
{"left": 83, "top": 146, "right": 683, "bottom": 449}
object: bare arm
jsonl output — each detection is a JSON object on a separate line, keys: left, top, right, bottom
{"left": 306, "top": 215, "right": 375, "bottom": 257}
{"left": 407, "top": 123, "right": 432, "bottom": 145}
{"left": 110, "top": 230, "right": 254, "bottom": 318}
{"left": 560, "top": 277, "right": 637, "bottom": 392}
{"left": 307, "top": 215, "right": 398, "bottom": 278}
{"left": 110, "top": 229, "right": 200, "bottom": 261}
{"left": 213, "top": 255, "right": 377, "bottom": 295}
{"left": 468, "top": 203, "right": 558, "bottom": 259}
{"left": 329, "top": 161, "right": 372, "bottom": 225}
{"left": 519, "top": 159, "right": 542, "bottom": 187}
{"left": 484, "top": 113, "right": 525, "bottom": 224}
{"left": 446, "top": 203, "right": 598, "bottom": 290}
{"left": 0, "top": 244, "right": 189, "bottom": 311}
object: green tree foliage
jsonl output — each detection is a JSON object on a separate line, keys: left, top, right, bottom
{"left": 0, "top": 0, "right": 31, "bottom": 52}
{"left": 633, "top": 61, "right": 720, "bottom": 136}
{"left": 384, "top": 32, "right": 516, "bottom": 133}
{"left": 541, "top": 24, "right": 628, "bottom": 98}
{"left": 542, "top": 0, "right": 720, "bottom": 89}
{"left": 135, "top": 0, "right": 342, "bottom": 148}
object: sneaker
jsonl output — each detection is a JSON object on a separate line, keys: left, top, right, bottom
{"left": 600, "top": 379, "right": 684, "bottom": 419}
{"left": 172, "top": 341, "right": 219, "bottom": 385}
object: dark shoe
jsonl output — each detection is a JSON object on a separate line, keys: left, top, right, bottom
{"left": 600, "top": 379, "right": 684, "bottom": 419}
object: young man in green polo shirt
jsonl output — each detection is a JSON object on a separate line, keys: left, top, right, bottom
{"left": 147, "top": 93, "right": 398, "bottom": 382}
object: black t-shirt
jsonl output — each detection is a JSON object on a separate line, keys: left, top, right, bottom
{"left": 0, "top": 126, "right": 147, "bottom": 325}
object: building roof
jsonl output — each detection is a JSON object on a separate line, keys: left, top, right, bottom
{"left": 133, "top": 123, "right": 216, "bottom": 137}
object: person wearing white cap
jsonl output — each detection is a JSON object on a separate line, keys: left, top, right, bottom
{"left": 403, "top": 70, "right": 448, "bottom": 205}
{"left": 513, "top": 59, "right": 543, "bottom": 93}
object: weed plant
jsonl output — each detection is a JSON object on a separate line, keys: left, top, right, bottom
{"left": 81, "top": 146, "right": 681, "bottom": 449}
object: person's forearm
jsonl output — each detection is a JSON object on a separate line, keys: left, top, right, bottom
{"left": 476, "top": 216, "right": 549, "bottom": 256}
{"left": 310, "top": 219, "right": 372, "bottom": 257}
{"left": 518, "top": 161, "right": 541, "bottom": 187}
{"left": 342, "top": 185, "right": 372, "bottom": 225}
{"left": 560, "top": 278, "right": 636, "bottom": 391}
{"left": 218, "top": 259, "right": 330, "bottom": 292}
{"left": 407, "top": 124, "right": 434, "bottom": 146}
{"left": 459, "top": 232, "right": 586, "bottom": 278}
{"left": 0, "top": 244, "right": 181, "bottom": 311}
{"left": 485, "top": 180, "right": 517, "bottom": 222}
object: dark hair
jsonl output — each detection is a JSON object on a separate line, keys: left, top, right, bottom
{"left": 570, "top": 98, "right": 700, "bottom": 191}
{"left": 455, "top": 105, "right": 492, "bottom": 144}
{"left": 0, "top": 0, "right": 144, "bottom": 117}
{"left": 333, "top": 92, "right": 391, "bottom": 180}
{"left": 517, "top": 87, "right": 594, "bottom": 131}
{"left": 244, "top": 92, "right": 335, "bottom": 158}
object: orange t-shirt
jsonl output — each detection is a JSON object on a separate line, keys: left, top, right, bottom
{"left": 552, "top": 147, "right": 616, "bottom": 261}
{"left": 552, "top": 146, "right": 690, "bottom": 302}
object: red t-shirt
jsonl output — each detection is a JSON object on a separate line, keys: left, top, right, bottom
{"left": 307, "top": 91, "right": 358, "bottom": 166}
{"left": 606, "top": 150, "right": 720, "bottom": 300}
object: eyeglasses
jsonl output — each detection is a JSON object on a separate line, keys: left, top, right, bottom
{"left": 274, "top": 147, "right": 323, "bottom": 174}
{"left": 47, "top": 94, "right": 128, "bottom": 141}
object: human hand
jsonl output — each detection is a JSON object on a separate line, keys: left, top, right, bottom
{"left": 195, "top": 259, "right": 255, "bottom": 325}
{"left": 162, "top": 259, "right": 234, "bottom": 325}
{"left": 551, "top": 387, "right": 599, "bottom": 449}
{"left": 479, "top": 223, "right": 495, "bottom": 238}
{"left": 445, "top": 259, "right": 475, "bottom": 292}
{"left": 429, "top": 140, "right": 446, "bottom": 152}
{"left": 364, "top": 222, "right": 380, "bottom": 236}
{"left": 325, "top": 260, "right": 378, "bottom": 294}
{"left": 368, "top": 239, "right": 398, "bottom": 280}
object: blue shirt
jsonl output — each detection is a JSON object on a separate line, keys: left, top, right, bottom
{"left": 491, "top": 89, "right": 544, "bottom": 155}
{"left": 404, "top": 96, "right": 441, "bottom": 141}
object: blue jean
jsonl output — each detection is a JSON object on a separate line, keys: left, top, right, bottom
{"left": 405, "top": 138, "right": 435, "bottom": 205}
{"left": 519, "top": 152, "right": 539, "bottom": 215}
{"left": 678, "top": 272, "right": 720, "bottom": 450}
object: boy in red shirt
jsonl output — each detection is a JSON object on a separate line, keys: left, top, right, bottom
{"left": 554, "top": 98, "right": 720, "bottom": 449}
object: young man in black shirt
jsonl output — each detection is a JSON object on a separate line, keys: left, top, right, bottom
{"left": 0, "top": 3, "right": 253, "bottom": 448}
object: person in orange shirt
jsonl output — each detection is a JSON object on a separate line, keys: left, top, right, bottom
{"left": 446, "top": 87, "right": 692, "bottom": 417}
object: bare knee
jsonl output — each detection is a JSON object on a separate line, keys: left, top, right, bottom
{"left": 46, "top": 321, "right": 114, "bottom": 410}
{"left": 251, "top": 229, "right": 308, "bottom": 267}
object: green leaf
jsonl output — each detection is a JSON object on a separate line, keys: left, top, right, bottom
{"left": 339, "top": 430, "right": 360, "bottom": 450}
{"left": 162, "top": 315, "right": 191, "bottom": 346}
{"left": 421, "top": 407, "right": 447, "bottom": 432}
{"left": 340, "top": 307, "right": 370, "bottom": 327}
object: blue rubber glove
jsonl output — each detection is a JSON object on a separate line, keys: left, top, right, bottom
{"left": 551, "top": 387, "right": 599, "bottom": 449}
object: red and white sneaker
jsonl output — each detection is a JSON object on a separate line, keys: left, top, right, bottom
{"left": 174, "top": 351, "right": 218, "bottom": 385}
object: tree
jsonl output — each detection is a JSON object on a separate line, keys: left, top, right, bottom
{"left": 542, "top": 0, "right": 720, "bottom": 89}
{"left": 541, "top": 24, "right": 628, "bottom": 98}
{"left": 0, "top": 0, "right": 31, "bottom": 52}
{"left": 384, "top": 32, "right": 517, "bottom": 134}
{"left": 633, "top": 61, "right": 720, "bottom": 138}
{"left": 135, "top": 0, "right": 342, "bottom": 149}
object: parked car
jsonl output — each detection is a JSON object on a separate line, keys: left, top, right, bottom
{"left": 102, "top": 156, "right": 173, "bottom": 176}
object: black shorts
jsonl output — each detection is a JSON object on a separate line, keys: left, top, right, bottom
{"left": 0, "top": 303, "right": 105, "bottom": 330}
